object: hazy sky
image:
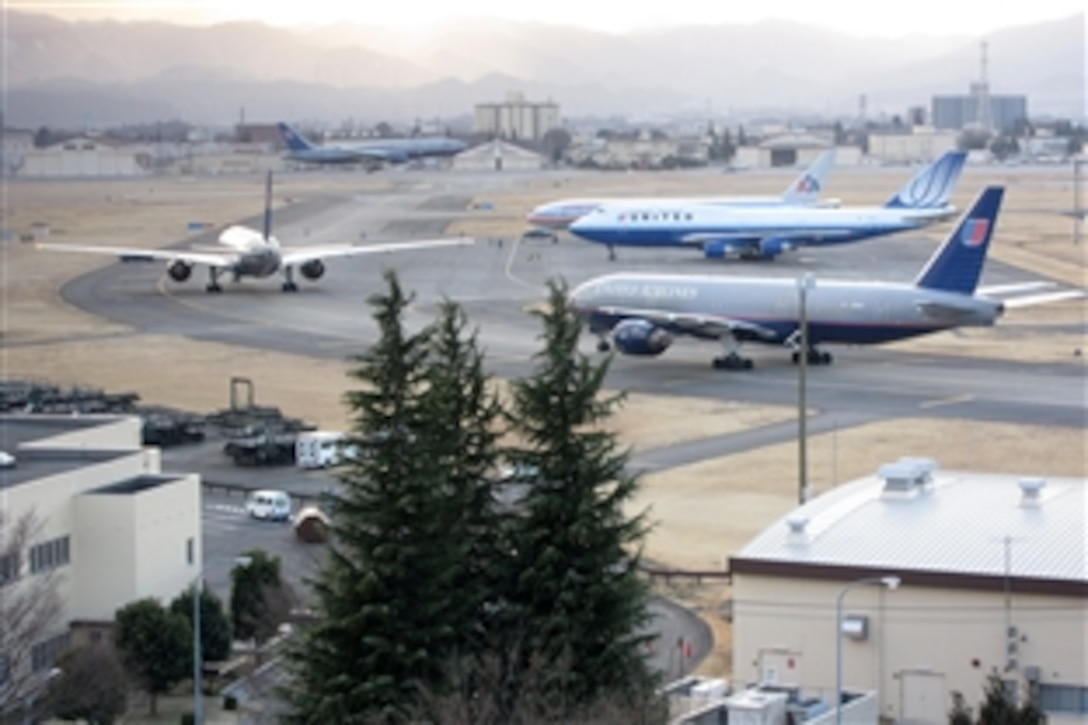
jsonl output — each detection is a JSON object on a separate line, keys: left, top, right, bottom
{"left": 9, "top": 0, "right": 1086, "bottom": 37}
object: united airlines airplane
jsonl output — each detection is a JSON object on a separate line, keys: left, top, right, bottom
{"left": 568, "top": 150, "right": 968, "bottom": 260}
{"left": 569, "top": 186, "right": 1083, "bottom": 370}
{"left": 525, "top": 149, "right": 839, "bottom": 230}
{"left": 277, "top": 122, "right": 466, "bottom": 168}
{"left": 37, "top": 172, "right": 474, "bottom": 293}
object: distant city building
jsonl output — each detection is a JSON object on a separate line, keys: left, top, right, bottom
{"left": 867, "top": 128, "right": 959, "bottom": 164}
{"left": 19, "top": 135, "right": 153, "bottom": 177}
{"left": 474, "top": 92, "right": 560, "bottom": 143}
{"left": 453, "top": 139, "right": 545, "bottom": 172}
{"left": 932, "top": 94, "right": 1028, "bottom": 133}
{"left": 732, "top": 133, "right": 833, "bottom": 169}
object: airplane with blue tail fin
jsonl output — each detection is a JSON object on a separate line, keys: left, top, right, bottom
{"left": 525, "top": 149, "right": 839, "bottom": 231}
{"left": 277, "top": 122, "right": 466, "bottom": 168}
{"left": 567, "top": 186, "right": 1082, "bottom": 369}
{"left": 568, "top": 150, "right": 968, "bottom": 260}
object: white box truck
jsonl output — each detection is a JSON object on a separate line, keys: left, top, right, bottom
{"left": 295, "top": 431, "right": 347, "bottom": 469}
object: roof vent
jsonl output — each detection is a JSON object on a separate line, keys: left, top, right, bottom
{"left": 786, "top": 514, "right": 809, "bottom": 546}
{"left": 878, "top": 457, "right": 936, "bottom": 497}
{"left": 1018, "top": 477, "right": 1046, "bottom": 507}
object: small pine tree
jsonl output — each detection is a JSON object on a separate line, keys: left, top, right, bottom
{"left": 230, "top": 550, "right": 287, "bottom": 645}
{"left": 949, "top": 690, "right": 973, "bottom": 725}
{"left": 499, "top": 277, "right": 657, "bottom": 716}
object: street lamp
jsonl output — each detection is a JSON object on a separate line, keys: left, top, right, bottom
{"left": 797, "top": 272, "right": 816, "bottom": 504}
{"left": 193, "top": 555, "right": 251, "bottom": 725}
{"left": 835, "top": 576, "right": 900, "bottom": 725}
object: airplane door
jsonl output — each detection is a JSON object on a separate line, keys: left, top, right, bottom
{"left": 897, "top": 669, "right": 946, "bottom": 725}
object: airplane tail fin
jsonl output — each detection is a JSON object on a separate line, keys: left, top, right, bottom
{"left": 780, "top": 149, "right": 835, "bottom": 204}
{"left": 262, "top": 171, "right": 273, "bottom": 241}
{"left": 884, "top": 150, "right": 967, "bottom": 209}
{"left": 277, "top": 122, "right": 316, "bottom": 153}
{"left": 913, "top": 186, "right": 1003, "bottom": 294}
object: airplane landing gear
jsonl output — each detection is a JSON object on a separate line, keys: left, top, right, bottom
{"left": 282, "top": 267, "right": 298, "bottom": 293}
{"left": 596, "top": 336, "right": 612, "bottom": 353}
{"left": 205, "top": 269, "right": 222, "bottom": 294}
{"left": 607, "top": 244, "right": 617, "bottom": 262}
{"left": 712, "top": 353, "right": 753, "bottom": 370}
{"left": 792, "top": 349, "right": 833, "bottom": 365}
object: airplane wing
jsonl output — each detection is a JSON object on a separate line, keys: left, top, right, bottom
{"left": 280, "top": 237, "right": 475, "bottom": 266}
{"left": 595, "top": 304, "right": 779, "bottom": 341}
{"left": 37, "top": 243, "right": 237, "bottom": 269}
{"left": 916, "top": 300, "right": 990, "bottom": 322}
{"left": 1000, "top": 289, "right": 1085, "bottom": 309}
{"left": 976, "top": 281, "right": 1086, "bottom": 309}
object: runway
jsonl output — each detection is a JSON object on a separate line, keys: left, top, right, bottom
{"left": 57, "top": 170, "right": 1086, "bottom": 439}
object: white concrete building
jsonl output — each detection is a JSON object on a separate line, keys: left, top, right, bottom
{"left": 729, "top": 458, "right": 1086, "bottom": 725}
{"left": 867, "top": 129, "right": 959, "bottom": 164}
{"left": 19, "top": 136, "right": 154, "bottom": 177}
{"left": 474, "top": 91, "right": 561, "bottom": 143}
{"left": 453, "top": 139, "right": 545, "bottom": 172}
{"left": 0, "top": 414, "right": 201, "bottom": 707}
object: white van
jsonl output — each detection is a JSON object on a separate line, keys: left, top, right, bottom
{"left": 245, "top": 489, "right": 292, "bottom": 522}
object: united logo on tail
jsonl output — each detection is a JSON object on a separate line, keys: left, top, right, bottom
{"left": 961, "top": 219, "right": 990, "bottom": 247}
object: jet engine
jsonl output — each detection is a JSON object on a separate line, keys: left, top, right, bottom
{"left": 611, "top": 319, "right": 673, "bottom": 357}
{"left": 755, "top": 237, "right": 793, "bottom": 259}
{"left": 167, "top": 260, "right": 193, "bottom": 282}
{"left": 299, "top": 260, "right": 326, "bottom": 281}
{"left": 702, "top": 240, "right": 733, "bottom": 259}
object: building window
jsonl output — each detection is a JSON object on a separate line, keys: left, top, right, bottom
{"left": 1039, "top": 684, "right": 1088, "bottom": 714}
{"left": 0, "top": 550, "right": 20, "bottom": 585}
{"left": 30, "top": 633, "right": 69, "bottom": 673}
{"left": 187, "top": 537, "right": 194, "bottom": 565}
{"left": 29, "top": 535, "right": 70, "bottom": 574}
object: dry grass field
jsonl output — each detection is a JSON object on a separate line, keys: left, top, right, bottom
{"left": 2, "top": 167, "right": 1084, "bottom": 680}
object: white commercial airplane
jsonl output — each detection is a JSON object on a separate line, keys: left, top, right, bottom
{"left": 569, "top": 150, "right": 968, "bottom": 260}
{"left": 525, "top": 149, "right": 839, "bottom": 230}
{"left": 37, "top": 172, "right": 475, "bottom": 293}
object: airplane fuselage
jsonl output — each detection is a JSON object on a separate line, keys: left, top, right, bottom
{"left": 526, "top": 195, "right": 819, "bottom": 230}
{"left": 570, "top": 273, "right": 1003, "bottom": 347}
{"left": 568, "top": 204, "right": 953, "bottom": 250}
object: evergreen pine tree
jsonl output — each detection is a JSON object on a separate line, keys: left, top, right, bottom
{"left": 284, "top": 272, "right": 504, "bottom": 723}
{"left": 500, "top": 277, "right": 657, "bottom": 716}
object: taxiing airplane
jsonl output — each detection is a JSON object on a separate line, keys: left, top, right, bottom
{"left": 569, "top": 186, "right": 1084, "bottom": 370}
{"left": 568, "top": 150, "right": 968, "bottom": 260}
{"left": 277, "top": 122, "right": 467, "bottom": 167}
{"left": 37, "top": 172, "right": 474, "bottom": 293}
{"left": 525, "top": 149, "right": 840, "bottom": 230}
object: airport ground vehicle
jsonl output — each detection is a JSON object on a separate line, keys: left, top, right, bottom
{"left": 245, "top": 489, "right": 292, "bottom": 522}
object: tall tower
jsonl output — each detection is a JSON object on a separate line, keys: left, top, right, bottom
{"left": 970, "top": 41, "right": 993, "bottom": 133}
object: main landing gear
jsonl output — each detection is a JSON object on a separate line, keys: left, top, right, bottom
{"left": 792, "top": 349, "right": 833, "bottom": 365}
{"left": 282, "top": 266, "right": 298, "bottom": 293}
{"left": 712, "top": 335, "right": 753, "bottom": 371}
{"left": 205, "top": 268, "right": 222, "bottom": 294}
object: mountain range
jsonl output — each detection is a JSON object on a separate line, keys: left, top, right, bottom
{"left": 2, "top": 10, "right": 1083, "bottom": 128}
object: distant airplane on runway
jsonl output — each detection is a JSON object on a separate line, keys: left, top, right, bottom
{"left": 37, "top": 172, "right": 474, "bottom": 293}
{"left": 277, "top": 122, "right": 466, "bottom": 168}
{"left": 568, "top": 150, "right": 968, "bottom": 260}
{"left": 525, "top": 149, "right": 840, "bottom": 230}
{"left": 569, "top": 186, "right": 1085, "bottom": 370}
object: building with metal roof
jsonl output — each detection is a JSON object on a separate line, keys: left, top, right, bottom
{"left": 0, "top": 414, "right": 200, "bottom": 713}
{"left": 729, "top": 457, "right": 1087, "bottom": 724}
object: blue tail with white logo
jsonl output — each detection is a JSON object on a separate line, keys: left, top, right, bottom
{"left": 780, "top": 149, "right": 836, "bottom": 205}
{"left": 913, "top": 186, "right": 1003, "bottom": 294}
{"left": 277, "top": 122, "right": 317, "bottom": 153}
{"left": 884, "top": 150, "right": 968, "bottom": 209}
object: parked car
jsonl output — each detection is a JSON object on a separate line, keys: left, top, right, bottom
{"left": 244, "top": 489, "right": 292, "bottom": 522}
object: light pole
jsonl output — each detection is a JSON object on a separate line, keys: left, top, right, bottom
{"left": 193, "top": 556, "right": 250, "bottom": 725}
{"left": 797, "top": 272, "right": 816, "bottom": 504}
{"left": 835, "top": 576, "right": 900, "bottom": 725}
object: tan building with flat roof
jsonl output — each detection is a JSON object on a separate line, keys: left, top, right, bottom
{"left": 730, "top": 458, "right": 1087, "bottom": 725}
